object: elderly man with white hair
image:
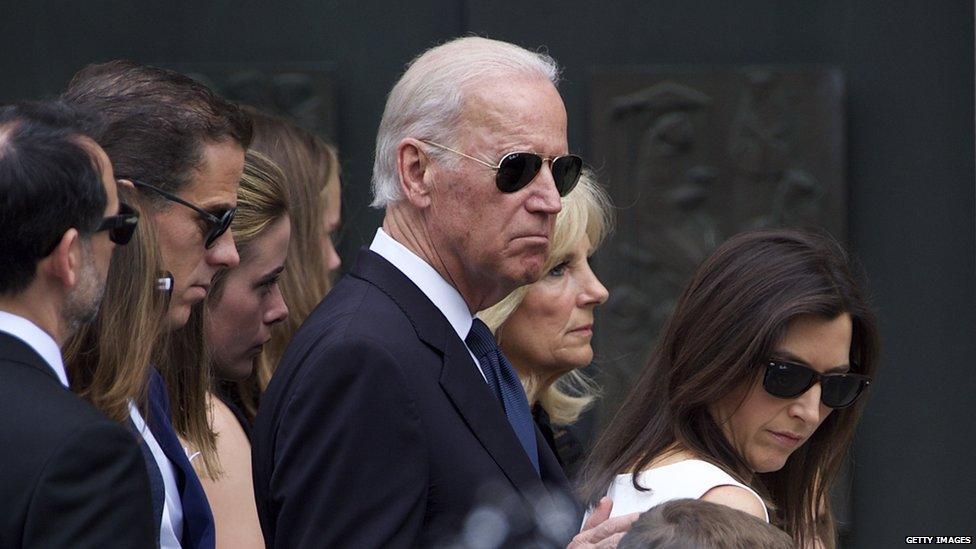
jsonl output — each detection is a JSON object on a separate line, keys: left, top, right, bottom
{"left": 252, "top": 36, "right": 635, "bottom": 548}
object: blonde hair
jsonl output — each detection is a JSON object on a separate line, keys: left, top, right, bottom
{"left": 64, "top": 186, "right": 168, "bottom": 423}
{"left": 479, "top": 169, "right": 613, "bottom": 425}
{"left": 242, "top": 107, "right": 338, "bottom": 391}
{"left": 211, "top": 151, "right": 290, "bottom": 423}
{"left": 209, "top": 150, "right": 290, "bottom": 299}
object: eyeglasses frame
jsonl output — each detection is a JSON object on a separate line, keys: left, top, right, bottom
{"left": 419, "top": 139, "right": 582, "bottom": 196}
{"left": 41, "top": 197, "right": 140, "bottom": 256}
{"left": 128, "top": 179, "right": 235, "bottom": 249}
{"left": 763, "top": 360, "right": 872, "bottom": 409}
{"left": 96, "top": 201, "right": 140, "bottom": 245}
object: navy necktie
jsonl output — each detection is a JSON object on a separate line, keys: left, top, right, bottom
{"left": 466, "top": 318, "right": 540, "bottom": 474}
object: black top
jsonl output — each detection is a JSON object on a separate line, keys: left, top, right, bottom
{"left": 533, "top": 403, "right": 586, "bottom": 482}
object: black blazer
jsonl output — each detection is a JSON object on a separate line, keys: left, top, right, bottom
{"left": 0, "top": 332, "right": 155, "bottom": 548}
{"left": 253, "top": 249, "right": 576, "bottom": 548}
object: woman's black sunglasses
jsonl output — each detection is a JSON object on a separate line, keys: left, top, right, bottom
{"left": 96, "top": 201, "right": 140, "bottom": 245}
{"left": 763, "top": 360, "right": 871, "bottom": 409}
{"left": 421, "top": 140, "right": 583, "bottom": 197}
{"left": 129, "top": 179, "right": 235, "bottom": 249}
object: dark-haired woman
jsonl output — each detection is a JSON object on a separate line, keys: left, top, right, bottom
{"left": 579, "top": 229, "right": 879, "bottom": 548}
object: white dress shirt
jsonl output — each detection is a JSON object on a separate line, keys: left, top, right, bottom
{"left": 129, "top": 401, "right": 183, "bottom": 549}
{"left": 369, "top": 228, "right": 487, "bottom": 380}
{"left": 0, "top": 310, "right": 69, "bottom": 387}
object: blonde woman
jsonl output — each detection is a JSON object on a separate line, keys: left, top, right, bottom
{"left": 479, "top": 169, "right": 613, "bottom": 479}
{"left": 191, "top": 151, "right": 290, "bottom": 548}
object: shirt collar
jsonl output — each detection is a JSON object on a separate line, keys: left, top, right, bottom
{"left": 0, "top": 310, "right": 69, "bottom": 388}
{"left": 369, "top": 228, "right": 474, "bottom": 342}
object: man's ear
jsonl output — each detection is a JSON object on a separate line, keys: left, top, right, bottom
{"left": 396, "top": 138, "right": 434, "bottom": 208}
{"left": 42, "top": 228, "right": 82, "bottom": 290}
{"left": 117, "top": 178, "right": 136, "bottom": 190}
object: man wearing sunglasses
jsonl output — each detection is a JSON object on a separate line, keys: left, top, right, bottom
{"left": 254, "top": 37, "right": 629, "bottom": 548}
{"left": 0, "top": 101, "right": 154, "bottom": 548}
{"left": 63, "top": 61, "right": 252, "bottom": 549}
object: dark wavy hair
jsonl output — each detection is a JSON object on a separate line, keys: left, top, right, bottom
{"left": 62, "top": 60, "right": 252, "bottom": 202}
{"left": 579, "top": 229, "right": 880, "bottom": 548}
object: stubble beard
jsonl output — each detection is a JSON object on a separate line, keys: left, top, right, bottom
{"left": 61, "top": 243, "right": 106, "bottom": 339}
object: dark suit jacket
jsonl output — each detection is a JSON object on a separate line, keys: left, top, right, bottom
{"left": 253, "top": 249, "right": 576, "bottom": 548}
{"left": 145, "top": 368, "right": 216, "bottom": 549}
{"left": 0, "top": 332, "right": 155, "bottom": 548}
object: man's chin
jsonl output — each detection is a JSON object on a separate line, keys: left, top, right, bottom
{"left": 518, "top": 259, "right": 547, "bottom": 285}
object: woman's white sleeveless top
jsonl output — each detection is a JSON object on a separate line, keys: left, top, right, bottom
{"left": 593, "top": 459, "right": 769, "bottom": 523}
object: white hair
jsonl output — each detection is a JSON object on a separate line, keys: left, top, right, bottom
{"left": 370, "top": 36, "right": 562, "bottom": 208}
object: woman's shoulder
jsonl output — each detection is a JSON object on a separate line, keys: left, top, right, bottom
{"left": 619, "top": 458, "right": 735, "bottom": 494}
{"left": 606, "top": 459, "right": 768, "bottom": 521}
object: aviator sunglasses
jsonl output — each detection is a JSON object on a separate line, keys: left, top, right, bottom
{"left": 763, "top": 360, "right": 872, "bottom": 409}
{"left": 420, "top": 140, "right": 583, "bottom": 197}
{"left": 129, "top": 179, "right": 235, "bottom": 249}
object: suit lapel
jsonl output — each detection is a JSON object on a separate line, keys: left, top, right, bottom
{"left": 350, "top": 249, "right": 547, "bottom": 497}
{"left": 146, "top": 372, "right": 188, "bottom": 492}
{"left": 536, "top": 426, "right": 575, "bottom": 513}
{"left": 145, "top": 370, "right": 215, "bottom": 546}
{"left": 439, "top": 334, "right": 547, "bottom": 496}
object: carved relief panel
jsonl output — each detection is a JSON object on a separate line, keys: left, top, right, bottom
{"left": 170, "top": 63, "right": 337, "bottom": 141}
{"left": 588, "top": 67, "right": 846, "bottom": 429}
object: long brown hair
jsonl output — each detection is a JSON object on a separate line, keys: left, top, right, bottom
{"left": 64, "top": 186, "right": 169, "bottom": 423}
{"left": 159, "top": 298, "right": 218, "bottom": 474}
{"left": 579, "top": 229, "right": 880, "bottom": 548}
{"left": 242, "top": 107, "right": 339, "bottom": 391}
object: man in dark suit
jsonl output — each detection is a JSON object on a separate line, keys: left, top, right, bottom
{"left": 0, "top": 101, "right": 155, "bottom": 548}
{"left": 253, "top": 37, "right": 633, "bottom": 548}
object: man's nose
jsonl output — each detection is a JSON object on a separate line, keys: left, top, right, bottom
{"left": 207, "top": 228, "right": 239, "bottom": 269}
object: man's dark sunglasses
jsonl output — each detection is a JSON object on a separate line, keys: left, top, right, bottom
{"left": 421, "top": 140, "right": 583, "bottom": 197}
{"left": 97, "top": 201, "right": 140, "bottom": 245}
{"left": 42, "top": 200, "right": 139, "bottom": 256}
{"left": 130, "top": 180, "right": 235, "bottom": 249}
{"left": 763, "top": 360, "right": 872, "bottom": 409}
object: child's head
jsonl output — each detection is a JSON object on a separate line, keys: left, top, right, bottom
{"left": 618, "top": 499, "right": 793, "bottom": 549}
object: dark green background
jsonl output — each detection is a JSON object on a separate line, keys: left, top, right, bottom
{"left": 2, "top": 2, "right": 972, "bottom": 545}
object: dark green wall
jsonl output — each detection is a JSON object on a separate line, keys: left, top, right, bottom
{"left": 2, "top": 2, "right": 972, "bottom": 546}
